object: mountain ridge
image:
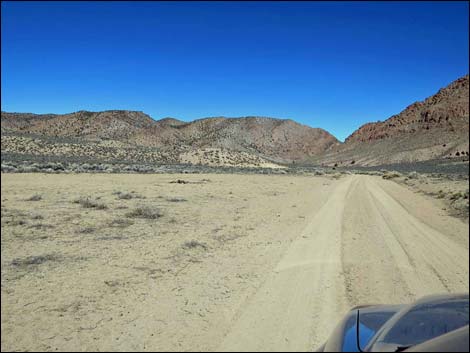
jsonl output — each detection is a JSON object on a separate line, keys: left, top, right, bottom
{"left": 2, "top": 74, "right": 468, "bottom": 168}
{"left": 312, "top": 74, "right": 469, "bottom": 166}
{"left": 1, "top": 110, "right": 339, "bottom": 164}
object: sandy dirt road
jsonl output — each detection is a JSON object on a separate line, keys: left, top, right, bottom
{"left": 1, "top": 173, "right": 468, "bottom": 352}
{"left": 218, "top": 175, "right": 469, "bottom": 352}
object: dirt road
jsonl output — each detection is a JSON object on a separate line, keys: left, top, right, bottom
{"left": 1, "top": 173, "right": 468, "bottom": 352}
{"left": 218, "top": 175, "right": 469, "bottom": 352}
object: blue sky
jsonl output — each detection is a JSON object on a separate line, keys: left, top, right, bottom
{"left": 1, "top": 1, "right": 468, "bottom": 141}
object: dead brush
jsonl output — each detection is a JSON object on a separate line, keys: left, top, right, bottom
{"left": 73, "top": 197, "right": 108, "bottom": 210}
{"left": 108, "top": 218, "right": 134, "bottom": 228}
{"left": 166, "top": 197, "right": 187, "bottom": 202}
{"left": 28, "top": 223, "right": 54, "bottom": 230}
{"left": 11, "top": 254, "right": 61, "bottom": 268}
{"left": 126, "top": 206, "right": 163, "bottom": 219}
{"left": 117, "top": 192, "right": 133, "bottom": 200}
{"left": 382, "top": 172, "right": 401, "bottom": 180}
{"left": 182, "top": 240, "right": 208, "bottom": 250}
{"left": 114, "top": 191, "right": 145, "bottom": 200}
{"left": 25, "top": 194, "right": 42, "bottom": 201}
{"left": 8, "top": 219, "right": 28, "bottom": 226}
{"left": 76, "top": 226, "right": 96, "bottom": 234}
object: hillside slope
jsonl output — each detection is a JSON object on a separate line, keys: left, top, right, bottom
{"left": 1, "top": 111, "right": 339, "bottom": 165}
{"left": 313, "top": 75, "right": 469, "bottom": 166}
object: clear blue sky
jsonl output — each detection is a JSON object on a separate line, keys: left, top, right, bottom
{"left": 1, "top": 1, "right": 468, "bottom": 141}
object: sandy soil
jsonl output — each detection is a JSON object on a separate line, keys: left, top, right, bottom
{"left": 396, "top": 174, "right": 469, "bottom": 219}
{"left": 1, "top": 173, "right": 468, "bottom": 352}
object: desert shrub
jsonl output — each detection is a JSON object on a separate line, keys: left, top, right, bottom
{"left": 450, "top": 192, "right": 465, "bottom": 200}
{"left": 1, "top": 164, "right": 17, "bottom": 172}
{"left": 9, "top": 219, "right": 27, "bottom": 226}
{"left": 117, "top": 192, "right": 133, "bottom": 200}
{"left": 167, "top": 197, "right": 187, "bottom": 202}
{"left": 77, "top": 227, "right": 96, "bottom": 234}
{"left": 114, "top": 191, "right": 144, "bottom": 199}
{"left": 95, "top": 235, "right": 126, "bottom": 241}
{"left": 26, "top": 194, "right": 42, "bottom": 201}
{"left": 182, "top": 240, "right": 207, "bottom": 250}
{"left": 11, "top": 254, "right": 60, "bottom": 268}
{"left": 28, "top": 223, "right": 54, "bottom": 230}
{"left": 170, "top": 179, "right": 189, "bottom": 184}
{"left": 74, "top": 197, "right": 108, "bottom": 210}
{"left": 108, "top": 218, "right": 134, "bottom": 228}
{"left": 168, "top": 217, "right": 178, "bottom": 224}
{"left": 18, "top": 166, "right": 39, "bottom": 173}
{"left": 382, "top": 172, "right": 401, "bottom": 180}
{"left": 126, "top": 206, "right": 162, "bottom": 219}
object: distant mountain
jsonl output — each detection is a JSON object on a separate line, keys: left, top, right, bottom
{"left": 313, "top": 75, "right": 469, "bottom": 166}
{"left": 5, "top": 75, "right": 466, "bottom": 169}
{"left": 1, "top": 110, "right": 339, "bottom": 164}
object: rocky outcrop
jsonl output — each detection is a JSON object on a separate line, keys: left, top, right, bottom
{"left": 346, "top": 75, "right": 468, "bottom": 144}
{"left": 313, "top": 75, "right": 469, "bottom": 166}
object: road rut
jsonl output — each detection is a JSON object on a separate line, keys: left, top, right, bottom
{"left": 218, "top": 175, "right": 469, "bottom": 352}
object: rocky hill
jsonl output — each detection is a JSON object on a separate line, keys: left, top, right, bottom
{"left": 313, "top": 75, "right": 469, "bottom": 167}
{"left": 1, "top": 111, "right": 339, "bottom": 167}
{"left": 3, "top": 75, "right": 467, "bottom": 170}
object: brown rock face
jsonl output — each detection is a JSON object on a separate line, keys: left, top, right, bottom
{"left": 1, "top": 110, "right": 339, "bottom": 163}
{"left": 314, "top": 75, "right": 469, "bottom": 166}
{"left": 346, "top": 75, "right": 469, "bottom": 144}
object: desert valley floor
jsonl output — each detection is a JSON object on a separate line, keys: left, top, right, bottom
{"left": 1, "top": 173, "right": 469, "bottom": 351}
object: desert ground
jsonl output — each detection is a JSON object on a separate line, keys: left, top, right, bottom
{"left": 1, "top": 172, "right": 469, "bottom": 352}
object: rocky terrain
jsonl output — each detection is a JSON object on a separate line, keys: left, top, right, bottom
{"left": 2, "top": 75, "right": 468, "bottom": 172}
{"left": 313, "top": 75, "right": 469, "bottom": 166}
{"left": 1, "top": 111, "right": 339, "bottom": 168}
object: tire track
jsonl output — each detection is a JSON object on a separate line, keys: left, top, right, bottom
{"left": 217, "top": 175, "right": 468, "bottom": 352}
{"left": 341, "top": 176, "right": 413, "bottom": 307}
{"left": 218, "top": 177, "right": 354, "bottom": 351}
{"left": 366, "top": 176, "right": 468, "bottom": 295}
